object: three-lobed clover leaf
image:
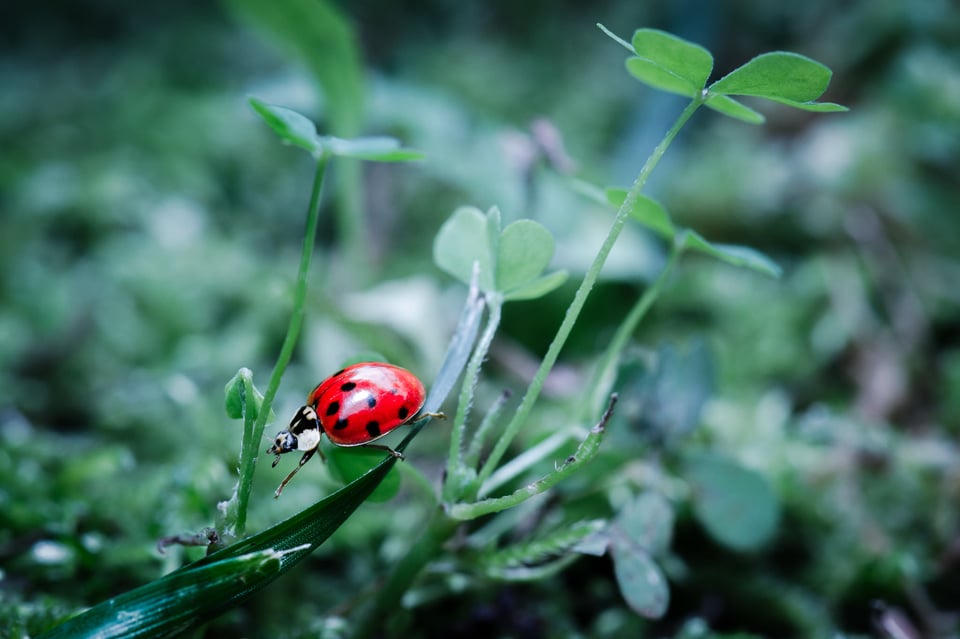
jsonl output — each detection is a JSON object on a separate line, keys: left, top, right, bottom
{"left": 599, "top": 24, "right": 848, "bottom": 123}
{"left": 433, "top": 206, "right": 567, "bottom": 302}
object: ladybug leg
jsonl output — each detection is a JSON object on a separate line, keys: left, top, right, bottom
{"left": 274, "top": 447, "right": 319, "bottom": 499}
{"left": 360, "top": 443, "right": 405, "bottom": 460}
{"left": 415, "top": 411, "right": 446, "bottom": 421}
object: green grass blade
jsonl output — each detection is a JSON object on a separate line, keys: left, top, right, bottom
{"left": 39, "top": 457, "right": 397, "bottom": 638}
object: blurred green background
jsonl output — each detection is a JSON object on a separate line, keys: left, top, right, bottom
{"left": 1, "top": 0, "right": 958, "bottom": 637}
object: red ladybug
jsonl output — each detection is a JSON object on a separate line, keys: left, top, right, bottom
{"left": 268, "top": 362, "right": 433, "bottom": 497}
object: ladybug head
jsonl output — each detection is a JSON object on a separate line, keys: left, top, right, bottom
{"left": 268, "top": 431, "right": 298, "bottom": 466}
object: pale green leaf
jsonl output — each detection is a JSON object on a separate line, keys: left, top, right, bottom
{"left": 685, "top": 453, "right": 781, "bottom": 551}
{"left": 249, "top": 98, "right": 321, "bottom": 154}
{"left": 611, "top": 541, "right": 670, "bottom": 618}
{"left": 324, "top": 136, "right": 424, "bottom": 161}
{"left": 497, "top": 219, "right": 555, "bottom": 292}
{"left": 704, "top": 94, "right": 766, "bottom": 124}
{"left": 682, "top": 230, "right": 782, "bottom": 278}
{"left": 709, "top": 51, "right": 848, "bottom": 112}
{"left": 616, "top": 492, "right": 675, "bottom": 556}
{"left": 433, "top": 206, "right": 496, "bottom": 291}
{"left": 503, "top": 270, "right": 568, "bottom": 302}
{"left": 627, "top": 28, "right": 713, "bottom": 97}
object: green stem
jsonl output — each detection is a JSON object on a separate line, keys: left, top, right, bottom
{"left": 451, "top": 394, "right": 617, "bottom": 520}
{"left": 443, "top": 298, "right": 503, "bottom": 502}
{"left": 235, "top": 153, "right": 330, "bottom": 536}
{"left": 473, "top": 98, "right": 702, "bottom": 494}
{"left": 464, "top": 388, "right": 512, "bottom": 469}
{"left": 351, "top": 511, "right": 459, "bottom": 639}
{"left": 582, "top": 238, "right": 684, "bottom": 421}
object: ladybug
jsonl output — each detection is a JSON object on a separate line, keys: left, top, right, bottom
{"left": 268, "top": 362, "right": 436, "bottom": 498}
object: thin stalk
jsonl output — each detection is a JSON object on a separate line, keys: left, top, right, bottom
{"left": 463, "top": 388, "right": 512, "bottom": 469}
{"left": 442, "top": 298, "right": 502, "bottom": 502}
{"left": 235, "top": 153, "right": 329, "bottom": 536}
{"left": 450, "top": 394, "right": 616, "bottom": 520}
{"left": 473, "top": 98, "right": 702, "bottom": 494}
{"left": 581, "top": 238, "right": 684, "bottom": 421}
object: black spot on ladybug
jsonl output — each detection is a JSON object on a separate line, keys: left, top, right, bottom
{"left": 341, "top": 381, "right": 357, "bottom": 392}
{"left": 325, "top": 401, "right": 340, "bottom": 417}
{"left": 334, "top": 418, "right": 349, "bottom": 430}
{"left": 367, "top": 396, "right": 377, "bottom": 408}
{"left": 366, "top": 421, "right": 381, "bottom": 438}
{"left": 389, "top": 388, "right": 399, "bottom": 395}
{"left": 398, "top": 406, "right": 409, "bottom": 420}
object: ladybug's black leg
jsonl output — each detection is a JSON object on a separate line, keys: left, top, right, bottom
{"left": 360, "top": 443, "right": 405, "bottom": 460}
{"left": 415, "top": 411, "right": 446, "bottom": 421}
{"left": 274, "top": 447, "right": 318, "bottom": 499}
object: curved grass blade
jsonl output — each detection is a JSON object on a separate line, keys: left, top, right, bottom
{"left": 39, "top": 457, "right": 398, "bottom": 639}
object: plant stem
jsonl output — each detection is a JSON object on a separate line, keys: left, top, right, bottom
{"left": 450, "top": 394, "right": 617, "bottom": 520}
{"left": 581, "top": 238, "right": 684, "bottom": 421}
{"left": 235, "top": 153, "right": 329, "bottom": 536}
{"left": 351, "top": 511, "right": 459, "bottom": 639}
{"left": 473, "top": 98, "right": 702, "bottom": 494}
{"left": 443, "top": 298, "right": 502, "bottom": 502}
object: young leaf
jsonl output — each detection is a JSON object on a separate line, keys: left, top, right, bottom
{"left": 249, "top": 97, "right": 322, "bottom": 155}
{"left": 496, "top": 219, "right": 555, "bottom": 292}
{"left": 704, "top": 94, "right": 766, "bottom": 125}
{"left": 607, "top": 188, "right": 675, "bottom": 238}
{"left": 433, "top": 206, "right": 496, "bottom": 291}
{"left": 324, "top": 136, "right": 424, "bottom": 161}
{"left": 502, "top": 270, "right": 568, "bottom": 302}
{"left": 685, "top": 453, "right": 781, "bottom": 551}
{"left": 709, "top": 52, "right": 849, "bottom": 112}
{"left": 326, "top": 446, "right": 402, "bottom": 502}
{"left": 626, "top": 28, "right": 713, "bottom": 97}
{"left": 482, "top": 519, "right": 607, "bottom": 581}
{"left": 610, "top": 541, "right": 670, "bottom": 618}
{"left": 615, "top": 491, "right": 675, "bottom": 556}
{"left": 681, "top": 230, "right": 782, "bottom": 278}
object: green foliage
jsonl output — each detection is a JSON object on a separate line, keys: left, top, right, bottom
{"left": 250, "top": 98, "right": 423, "bottom": 160}
{"left": 685, "top": 453, "right": 781, "bottom": 551}
{"left": 11, "top": 4, "right": 957, "bottom": 638}
{"left": 433, "top": 205, "right": 568, "bottom": 302}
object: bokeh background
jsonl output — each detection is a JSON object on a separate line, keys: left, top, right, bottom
{"left": 2, "top": 0, "right": 958, "bottom": 637}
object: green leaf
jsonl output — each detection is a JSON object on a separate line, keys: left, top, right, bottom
{"left": 611, "top": 342, "right": 714, "bottom": 445}
{"left": 324, "top": 136, "right": 424, "bottom": 162}
{"left": 607, "top": 189, "right": 675, "bottom": 238}
{"left": 326, "top": 446, "right": 402, "bottom": 502}
{"left": 616, "top": 492, "right": 675, "bottom": 556}
{"left": 249, "top": 97, "right": 321, "bottom": 154}
{"left": 38, "top": 457, "right": 400, "bottom": 638}
{"left": 709, "top": 52, "right": 848, "bottom": 112}
{"left": 626, "top": 28, "right": 713, "bottom": 97}
{"left": 685, "top": 453, "right": 781, "bottom": 551}
{"left": 483, "top": 519, "right": 607, "bottom": 581}
{"left": 497, "top": 219, "right": 555, "bottom": 292}
{"left": 433, "top": 206, "right": 496, "bottom": 292}
{"left": 704, "top": 94, "right": 766, "bottom": 125}
{"left": 435, "top": 207, "right": 563, "bottom": 302}
{"left": 503, "top": 270, "right": 568, "bottom": 302}
{"left": 681, "top": 230, "right": 782, "bottom": 278}
{"left": 610, "top": 541, "right": 670, "bottom": 618}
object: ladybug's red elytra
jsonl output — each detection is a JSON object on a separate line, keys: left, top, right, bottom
{"left": 268, "top": 362, "right": 438, "bottom": 498}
